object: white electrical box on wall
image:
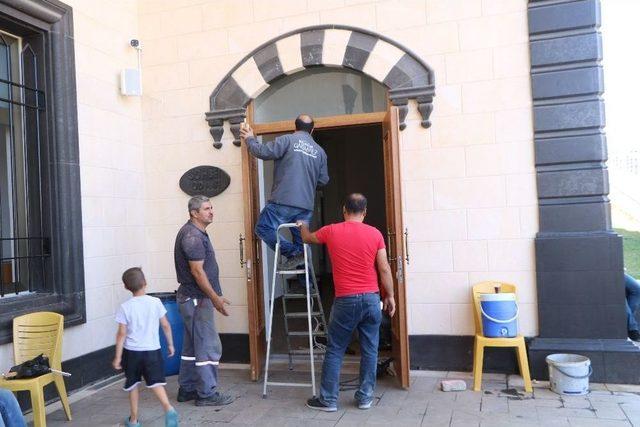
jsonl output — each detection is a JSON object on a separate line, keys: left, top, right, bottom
{"left": 120, "top": 68, "right": 141, "bottom": 96}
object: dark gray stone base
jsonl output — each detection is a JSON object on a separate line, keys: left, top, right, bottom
{"left": 536, "top": 232, "right": 626, "bottom": 339}
{"left": 409, "top": 335, "right": 530, "bottom": 374}
{"left": 529, "top": 338, "right": 640, "bottom": 384}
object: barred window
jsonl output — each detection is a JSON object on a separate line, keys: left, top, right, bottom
{"left": 0, "top": 0, "right": 85, "bottom": 344}
{"left": 0, "top": 30, "right": 48, "bottom": 298}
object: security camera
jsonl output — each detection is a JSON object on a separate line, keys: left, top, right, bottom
{"left": 130, "top": 39, "right": 140, "bottom": 48}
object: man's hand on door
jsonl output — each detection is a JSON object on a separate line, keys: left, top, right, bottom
{"left": 240, "top": 123, "right": 254, "bottom": 141}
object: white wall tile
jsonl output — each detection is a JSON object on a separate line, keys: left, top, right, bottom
{"left": 410, "top": 303, "right": 451, "bottom": 334}
{"left": 450, "top": 304, "right": 476, "bottom": 335}
{"left": 407, "top": 242, "right": 454, "bottom": 273}
{"left": 433, "top": 176, "right": 506, "bottom": 209}
{"left": 467, "top": 207, "right": 521, "bottom": 239}
{"left": 453, "top": 241, "right": 488, "bottom": 272}
{"left": 487, "top": 239, "right": 535, "bottom": 272}
{"left": 406, "top": 210, "right": 467, "bottom": 242}
{"left": 406, "top": 272, "right": 470, "bottom": 304}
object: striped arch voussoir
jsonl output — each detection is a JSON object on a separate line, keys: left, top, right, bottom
{"left": 204, "top": 25, "right": 435, "bottom": 148}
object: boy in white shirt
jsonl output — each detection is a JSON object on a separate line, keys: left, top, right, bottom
{"left": 112, "top": 267, "right": 179, "bottom": 427}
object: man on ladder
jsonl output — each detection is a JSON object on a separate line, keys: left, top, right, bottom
{"left": 240, "top": 115, "right": 329, "bottom": 270}
{"left": 297, "top": 193, "right": 396, "bottom": 412}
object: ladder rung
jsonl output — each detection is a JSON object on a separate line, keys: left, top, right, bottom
{"left": 277, "top": 269, "right": 307, "bottom": 275}
{"left": 266, "top": 381, "right": 313, "bottom": 387}
{"left": 283, "top": 293, "right": 319, "bottom": 299}
{"left": 290, "top": 348, "right": 326, "bottom": 355}
{"left": 285, "top": 312, "right": 323, "bottom": 318}
{"left": 288, "top": 331, "right": 327, "bottom": 337}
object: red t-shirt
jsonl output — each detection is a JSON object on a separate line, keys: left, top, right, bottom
{"left": 315, "top": 221, "right": 385, "bottom": 297}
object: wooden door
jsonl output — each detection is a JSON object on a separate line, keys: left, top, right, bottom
{"left": 382, "top": 107, "right": 410, "bottom": 389}
{"left": 241, "top": 137, "right": 266, "bottom": 381}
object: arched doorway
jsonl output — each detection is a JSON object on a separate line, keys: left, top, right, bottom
{"left": 204, "top": 25, "right": 436, "bottom": 390}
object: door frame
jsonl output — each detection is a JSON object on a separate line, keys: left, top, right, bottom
{"left": 242, "top": 103, "right": 410, "bottom": 387}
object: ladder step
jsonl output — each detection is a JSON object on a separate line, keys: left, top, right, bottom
{"left": 288, "top": 331, "right": 327, "bottom": 337}
{"left": 283, "top": 293, "right": 319, "bottom": 299}
{"left": 285, "top": 312, "right": 323, "bottom": 318}
{"left": 277, "top": 269, "right": 307, "bottom": 275}
{"left": 265, "top": 381, "right": 313, "bottom": 387}
{"left": 290, "top": 348, "right": 326, "bottom": 355}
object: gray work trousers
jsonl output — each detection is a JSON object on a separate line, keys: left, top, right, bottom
{"left": 177, "top": 296, "right": 222, "bottom": 398}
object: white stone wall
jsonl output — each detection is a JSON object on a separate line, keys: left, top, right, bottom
{"left": 0, "top": 0, "right": 145, "bottom": 369}
{"left": 0, "top": 0, "right": 538, "bottom": 368}
{"left": 137, "top": 0, "right": 538, "bottom": 339}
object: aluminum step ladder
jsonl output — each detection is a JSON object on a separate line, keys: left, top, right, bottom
{"left": 262, "top": 223, "right": 328, "bottom": 398}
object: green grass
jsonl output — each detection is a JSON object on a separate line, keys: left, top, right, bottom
{"left": 616, "top": 228, "right": 640, "bottom": 278}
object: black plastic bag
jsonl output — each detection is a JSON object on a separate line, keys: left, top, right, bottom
{"left": 6, "top": 354, "right": 51, "bottom": 380}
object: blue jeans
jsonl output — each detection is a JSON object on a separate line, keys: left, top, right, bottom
{"left": 0, "top": 388, "right": 25, "bottom": 427}
{"left": 626, "top": 273, "right": 640, "bottom": 332}
{"left": 319, "top": 293, "right": 381, "bottom": 408}
{"left": 255, "top": 202, "right": 313, "bottom": 258}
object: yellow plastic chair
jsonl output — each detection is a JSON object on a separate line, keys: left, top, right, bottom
{"left": 0, "top": 312, "right": 72, "bottom": 426}
{"left": 472, "top": 282, "right": 532, "bottom": 392}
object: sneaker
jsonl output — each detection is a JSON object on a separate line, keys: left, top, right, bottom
{"left": 195, "top": 391, "right": 235, "bottom": 406}
{"left": 165, "top": 408, "right": 179, "bottom": 427}
{"left": 125, "top": 417, "right": 141, "bottom": 427}
{"left": 177, "top": 387, "right": 198, "bottom": 402}
{"left": 306, "top": 397, "right": 337, "bottom": 412}
{"left": 279, "top": 254, "right": 305, "bottom": 271}
{"left": 357, "top": 400, "right": 373, "bottom": 410}
{"left": 629, "top": 330, "right": 640, "bottom": 342}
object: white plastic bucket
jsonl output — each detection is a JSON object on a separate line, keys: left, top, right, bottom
{"left": 546, "top": 353, "right": 592, "bottom": 395}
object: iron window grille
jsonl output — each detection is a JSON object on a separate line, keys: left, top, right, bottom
{"left": 0, "top": 0, "right": 85, "bottom": 344}
{"left": 0, "top": 31, "right": 49, "bottom": 298}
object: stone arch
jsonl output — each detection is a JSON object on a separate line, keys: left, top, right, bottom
{"left": 205, "top": 24, "right": 435, "bottom": 148}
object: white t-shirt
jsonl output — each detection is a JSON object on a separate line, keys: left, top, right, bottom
{"left": 115, "top": 295, "right": 167, "bottom": 351}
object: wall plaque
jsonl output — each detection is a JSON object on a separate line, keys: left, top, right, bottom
{"left": 179, "top": 166, "right": 230, "bottom": 197}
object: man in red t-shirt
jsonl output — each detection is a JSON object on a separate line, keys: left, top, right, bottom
{"left": 297, "top": 193, "right": 395, "bottom": 412}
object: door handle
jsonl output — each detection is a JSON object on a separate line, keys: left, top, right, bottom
{"left": 239, "top": 234, "right": 246, "bottom": 268}
{"left": 404, "top": 228, "right": 410, "bottom": 265}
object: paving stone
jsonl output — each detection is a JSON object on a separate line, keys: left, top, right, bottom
{"left": 314, "top": 408, "right": 347, "bottom": 421}
{"left": 619, "top": 403, "right": 640, "bottom": 425}
{"left": 335, "top": 409, "right": 371, "bottom": 425}
{"left": 398, "top": 400, "right": 428, "bottom": 416}
{"left": 534, "top": 387, "right": 566, "bottom": 400}
{"left": 591, "top": 402, "right": 627, "bottom": 420}
{"left": 479, "top": 413, "right": 538, "bottom": 426}
{"left": 607, "top": 384, "right": 640, "bottom": 393}
{"left": 561, "top": 396, "right": 592, "bottom": 409}
{"left": 410, "top": 370, "right": 448, "bottom": 379}
{"left": 455, "top": 391, "right": 483, "bottom": 405}
{"left": 480, "top": 396, "right": 509, "bottom": 413}
{"left": 588, "top": 382, "right": 609, "bottom": 391}
{"left": 567, "top": 418, "right": 631, "bottom": 426}
{"left": 412, "top": 377, "right": 439, "bottom": 392}
{"left": 43, "top": 369, "right": 640, "bottom": 427}
{"left": 537, "top": 406, "right": 597, "bottom": 419}
{"left": 446, "top": 371, "right": 475, "bottom": 379}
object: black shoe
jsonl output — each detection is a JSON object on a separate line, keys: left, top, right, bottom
{"left": 629, "top": 330, "right": 640, "bottom": 342}
{"left": 177, "top": 387, "right": 198, "bottom": 402}
{"left": 306, "top": 397, "right": 337, "bottom": 412}
{"left": 279, "top": 254, "right": 305, "bottom": 271}
{"left": 195, "top": 391, "right": 235, "bottom": 406}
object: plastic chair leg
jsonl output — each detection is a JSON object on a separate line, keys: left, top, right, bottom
{"left": 516, "top": 343, "right": 533, "bottom": 392}
{"left": 54, "top": 376, "right": 72, "bottom": 420}
{"left": 472, "top": 339, "right": 484, "bottom": 391}
{"left": 30, "top": 386, "right": 47, "bottom": 427}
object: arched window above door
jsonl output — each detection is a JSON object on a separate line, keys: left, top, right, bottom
{"left": 205, "top": 25, "right": 435, "bottom": 148}
{"left": 253, "top": 68, "right": 388, "bottom": 123}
